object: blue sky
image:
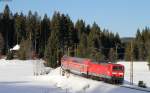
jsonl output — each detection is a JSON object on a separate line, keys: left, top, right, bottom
{"left": 0, "top": 0, "right": 150, "bottom": 37}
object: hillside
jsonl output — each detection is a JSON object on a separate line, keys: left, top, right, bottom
{"left": 121, "top": 37, "right": 135, "bottom": 43}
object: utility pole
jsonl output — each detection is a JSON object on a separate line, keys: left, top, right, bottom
{"left": 130, "top": 41, "right": 133, "bottom": 85}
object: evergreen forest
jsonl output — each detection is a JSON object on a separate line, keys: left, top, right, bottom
{"left": 0, "top": 5, "right": 150, "bottom": 68}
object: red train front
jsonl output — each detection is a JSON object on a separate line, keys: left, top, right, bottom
{"left": 61, "top": 56, "right": 124, "bottom": 84}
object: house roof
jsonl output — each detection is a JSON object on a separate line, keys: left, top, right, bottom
{"left": 10, "top": 44, "right": 20, "bottom": 51}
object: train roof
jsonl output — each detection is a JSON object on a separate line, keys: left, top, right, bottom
{"left": 92, "top": 61, "right": 124, "bottom": 66}
{"left": 62, "top": 56, "right": 91, "bottom": 63}
{"left": 71, "top": 57, "right": 91, "bottom": 63}
{"left": 62, "top": 56, "right": 124, "bottom": 66}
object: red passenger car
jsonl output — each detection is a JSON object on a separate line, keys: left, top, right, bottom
{"left": 61, "top": 56, "right": 124, "bottom": 83}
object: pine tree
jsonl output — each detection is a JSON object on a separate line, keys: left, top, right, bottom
{"left": 14, "top": 12, "right": 21, "bottom": 44}
{"left": 148, "top": 50, "right": 150, "bottom": 64}
{"left": 108, "top": 48, "right": 116, "bottom": 62}
{"left": 125, "top": 42, "right": 133, "bottom": 61}
{"left": 87, "top": 22, "right": 104, "bottom": 61}
{"left": 136, "top": 28, "right": 141, "bottom": 40}
{"left": 138, "top": 41, "right": 146, "bottom": 61}
{"left": 95, "top": 51, "right": 104, "bottom": 62}
{"left": 2, "top": 5, "right": 15, "bottom": 54}
{"left": 0, "top": 32, "right": 4, "bottom": 56}
{"left": 75, "top": 20, "right": 86, "bottom": 41}
{"left": 114, "top": 33, "right": 121, "bottom": 46}
{"left": 44, "top": 30, "right": 59, "bottom": 68}
{"left": 26, "top": 10, "right": 33, "bottom": 45}
{"left": 39, "top": 14, "right": 50, "bottom": 57}
{"left": 133, "top": 42, "right": 139, "bottom": 60}
{"left": 18, "top": 39, "right": 32, "bottom": 60}
{"left": 3, "top": 4, "right": 10, "bottom": 19}
{"left": 146, "top": 36, "right": 150, "bottom": 66}
{"left": 78, "top": 33, "right": 88, "bottom": 58}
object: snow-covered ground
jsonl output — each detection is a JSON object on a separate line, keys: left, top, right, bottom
{"left": 0, "top": 59, "right": 65, "bottom": 93}
{"left": 118, "top": 61, "right": 150, "bottom": 86}
{"left": 0, "top": 59, "right": 150, "bottom": 93}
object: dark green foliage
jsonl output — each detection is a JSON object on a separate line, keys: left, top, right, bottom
{"left": 6, "top": 51, "right": 13, "bottom": 60}
{"left": 14, "top": 12, "right": 27, "bottom": 44}
{"left": 1, "top": 5, "right": 150, "bottom": 68}
{"left": 18, "top": 39, "right": 32, "bottom": 60}
{"left": 44, "top": 30, "right": 59, "bottom": 68}
{"left": 78, "top": 33, "right": 88, "bottom": 58}
{"left": 125, "top": 42, "right": 134, "bottom": 61}
{"left": 0, "top": 5, "right": 123, "bottom": 67}
{"left": 108, "top": 48, "right": 116, "bottom": 62}
{"left": 87, "top": 23, "right": 102, "bottom": 60}
{"left": 147, "top": 37, "right": 150, "bottom": 70}
{"left": 0, "top": 33, "right": 4, "bottom": 54}
{"left": 39, "top": 14, "right": 50, "bottom": 57}
{"left": 124, "top": 27, "right": 150, "bottom": 61}
{"left": 148, "top": 50, "right": 150, "bottom": 65}
{"left": 75, "top": 20, "right": 86, "bottom": 37}
{"left": 1, "top": 5, "right": 15, "bottom": 54}
{"left": 133, "top": 28, "right": 150, "bottom": 61}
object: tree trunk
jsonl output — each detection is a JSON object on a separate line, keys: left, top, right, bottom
{"left": 148, "top": 64, "right": 150, "bottom": 71}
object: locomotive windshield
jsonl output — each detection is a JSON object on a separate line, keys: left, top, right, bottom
{"left": 113, "top": 66, "right": 123, "bottom": 71}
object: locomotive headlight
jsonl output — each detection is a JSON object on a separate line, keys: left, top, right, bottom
{"left": 107, "top": 71, "right": 110, "bottom": 75}
{"left": 118, "top": 72, "right": 123, "bottom": 75}
{"left": 112, "top": 72, "right": 117, "bottom": 74}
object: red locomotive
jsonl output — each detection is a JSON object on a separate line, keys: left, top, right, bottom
{"left": 61, "top": 56, "right": 124, "bottom": 84}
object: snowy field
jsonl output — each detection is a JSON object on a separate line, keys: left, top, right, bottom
{"left": 118, "top": 61, "right": 150, "bottom": 86}
{"left": 0, "top": 59, "right": 150, "bottom": 93}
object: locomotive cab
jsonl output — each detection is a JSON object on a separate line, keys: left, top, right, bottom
{"left": 111, "top": 64, "right": 124, "bottom": 83}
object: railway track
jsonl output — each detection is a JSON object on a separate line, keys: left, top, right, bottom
{"left": 120, "top": 85, "right": 150, "bottom": 93}
{"left": 61, "top": 67, "right": 150, "bottom": 92}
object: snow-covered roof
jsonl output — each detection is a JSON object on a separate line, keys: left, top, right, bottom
{"left": 10, "top": 44, "right": 20, "bottom": 51}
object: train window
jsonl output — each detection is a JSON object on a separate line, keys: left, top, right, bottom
{"left": 113, "top": 66, "right": 123, "bottom": 71}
